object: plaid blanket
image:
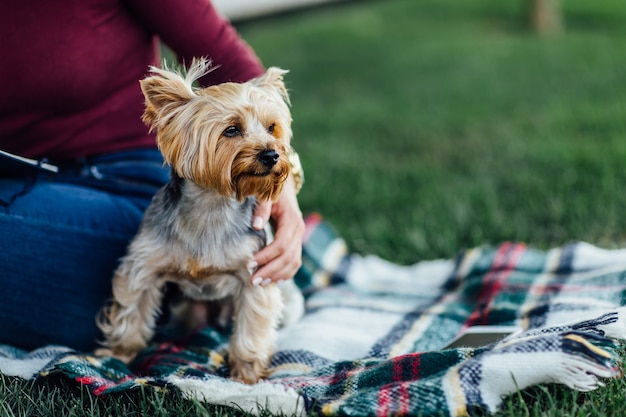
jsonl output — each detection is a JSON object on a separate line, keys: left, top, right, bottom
{"left": 2, "top": 214, "right": 626, "bottom": 416}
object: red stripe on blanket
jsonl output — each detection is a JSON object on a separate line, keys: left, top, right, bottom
{"left": 135, "top": 342, "right": 185, "bottom": 374}
{"left": 76, "top": 375, "right": 132, "bottom": 396}
{"left": 377, "top": 353, "right": 421, "bottom": 416}
{"left": 302, "top": 213, "right": 323, "bottom": 243}
{"left": 465, "top": 242, "right": 527, "bottom": 326}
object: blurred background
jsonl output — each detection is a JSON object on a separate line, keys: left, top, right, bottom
{"left": 216, "top": 0, "right": 626, "bottom": 264}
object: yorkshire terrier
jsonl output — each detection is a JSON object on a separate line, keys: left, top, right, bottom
{"left": 97, "top": 59, "right": 304, "bottom": 384}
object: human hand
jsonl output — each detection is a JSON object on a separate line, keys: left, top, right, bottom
{"left": 250, "top": 175, "right": 304, "bottom": 285}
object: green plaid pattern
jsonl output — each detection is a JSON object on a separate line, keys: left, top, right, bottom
{"left": 1, "top": 217, "right": 626, "bottom": 416}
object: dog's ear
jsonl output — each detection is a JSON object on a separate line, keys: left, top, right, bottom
{"left": 250, "top": 67, "right": 290, "bottom": 105}
{"left": 140, "top": 70, "right": 196, "bottom": 129}
{"left": 141, "top": 59, "right": 215, "bottom": 129}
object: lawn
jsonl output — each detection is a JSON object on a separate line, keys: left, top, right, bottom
{"left": 3, "top": 0, "right": 626, "bottom": 415}
{"left": 250, "top": 0, "right": 626, "bottom": 265}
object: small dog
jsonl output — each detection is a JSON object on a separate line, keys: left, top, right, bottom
{"left": 97, "top": 59, "right": 304, "bottom": 384}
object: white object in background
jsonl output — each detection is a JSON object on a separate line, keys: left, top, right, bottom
{"left": 213, "top": 0, "right": 343, "bottom": 20}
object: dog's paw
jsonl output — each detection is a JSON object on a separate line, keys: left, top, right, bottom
{"left": 229, "top": 357, "right": 268, "bottom": 384}
{"left": 93, "top": 347, "right": 114, "bottom": 357}
{"left": 93, "top": 347, "right": 138, "bottom": 364}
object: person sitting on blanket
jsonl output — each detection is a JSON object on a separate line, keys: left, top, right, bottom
{"left": 0, "top": 0, "right": 304, "bottom": 352}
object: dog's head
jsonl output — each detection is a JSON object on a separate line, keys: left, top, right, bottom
{"left": 140, "top": 58, "right": 293, "bottom": 201}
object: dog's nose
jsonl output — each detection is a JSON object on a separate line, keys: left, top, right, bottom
{"left": 257, "top": 149, "right": 279, "bottom": 169}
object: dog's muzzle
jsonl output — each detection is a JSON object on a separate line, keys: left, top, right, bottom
{"left": 257, "top": 149, "right": 279, "bottom": 169}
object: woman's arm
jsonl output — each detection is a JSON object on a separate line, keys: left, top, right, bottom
{"left": 126, "top": 0, "right": 265, "bottom": 84}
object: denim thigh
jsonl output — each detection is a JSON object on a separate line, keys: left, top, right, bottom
{"left": 0, "top": 149, "right": 169, "bottom": 352}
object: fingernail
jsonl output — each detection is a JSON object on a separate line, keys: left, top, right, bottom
{"left": 247, "top": 260, "right": 258, "bottom": 274}
{"left": 261, "top": 278, "right": 272, "bottom": 286}
{"left": 253, "top": 216, "right": 264, "bottom": 230}
{"left": 252, "top": 277, "right": 263, "bottom": 286}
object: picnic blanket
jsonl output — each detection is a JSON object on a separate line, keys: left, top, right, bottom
{"left": 2, "top": 214, "right": 626, "bottom": 416}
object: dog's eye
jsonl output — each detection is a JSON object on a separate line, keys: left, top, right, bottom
{"left": 223, "top": 126, "right": 242, "bottom": 137}
{"left": 267, "top": 123, "right": 275, "bottom": 135}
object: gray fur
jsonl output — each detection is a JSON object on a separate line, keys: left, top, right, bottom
{"left": 143, "top": 171, "right": 265, "bottom": 264}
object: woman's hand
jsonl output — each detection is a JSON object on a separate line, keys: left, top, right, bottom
{"left": 250, "top": 175, "right": 304, "bottom": 286}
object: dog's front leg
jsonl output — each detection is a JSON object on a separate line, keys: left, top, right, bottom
{"left": 229, "top": 284, "right": 283, "bottom": 384}
{"left": 97, "top": 261, "right": 164, "bottom": 362}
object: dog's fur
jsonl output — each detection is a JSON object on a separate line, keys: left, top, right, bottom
{"left": 97, "top": 59, "right": 304, "bottom": 384}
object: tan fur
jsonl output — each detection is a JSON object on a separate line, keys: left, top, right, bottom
{"left": 140, "top": 59, "right": 292, "bottom": 201}
{"left": 97, "top": 58, "right": 304, "bottom": 384}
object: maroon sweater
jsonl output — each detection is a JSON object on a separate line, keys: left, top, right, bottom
{"left": 0, "top": 0, "right": 265, "bottom": 160}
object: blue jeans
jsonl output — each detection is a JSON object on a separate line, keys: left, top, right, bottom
{"left": 0, "top": 149, "right": 169, "bottom": 352}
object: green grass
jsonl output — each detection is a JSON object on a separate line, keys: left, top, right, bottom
{"left": 0, "top": 374, "right": 219, "bottom": 417}
{"left": 4, "top": 0, "right": 626, "bottom": 415}
{"left": 239, "top": 0, "right": 626, "bottom": 263}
